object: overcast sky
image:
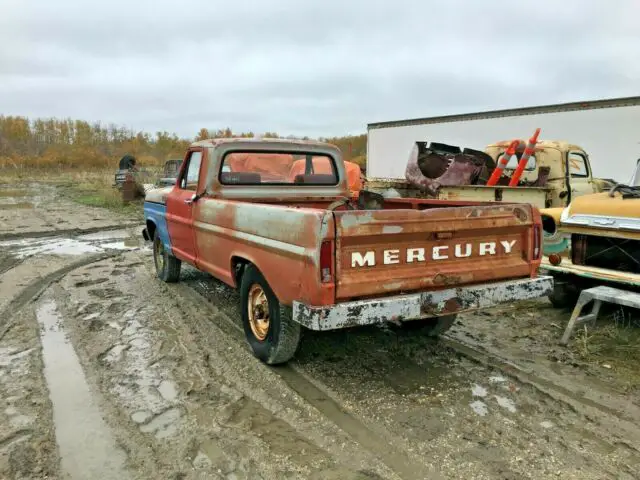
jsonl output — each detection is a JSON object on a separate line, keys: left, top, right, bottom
{"left": 1, "top": 0, "right": 638, "bottom": 138}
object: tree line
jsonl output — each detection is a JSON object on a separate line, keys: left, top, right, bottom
{"left": 0, "top": 116, "right": 367, "bottom": 171}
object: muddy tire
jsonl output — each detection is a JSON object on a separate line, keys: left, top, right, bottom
{"left": 153, "top": 229, "right": 181, "bottom": 283}
{"left": 548, "top": 281, "right": 578, "bottom": 309}
{"left": 402, "top": 314, "right": 458, "bottom": 337}
{"left": 240, "top": 265, "right": 301, "bottom": 365}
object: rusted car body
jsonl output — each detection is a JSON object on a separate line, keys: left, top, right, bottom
{"left": 142, "top": 138, "right": 553, "bottom": 364}
{"left": 540, "top": 159, "right": 640, "bottom": 306}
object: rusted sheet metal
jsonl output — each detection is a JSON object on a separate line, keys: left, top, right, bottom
{"left": 332, "top": 202, "right": 541, "bottom": 300}
{"left": 193, "top": 198, "right": 334, "bottom": 307}
{"left": 292, "top": 276, "right": 553, "bottom": 331}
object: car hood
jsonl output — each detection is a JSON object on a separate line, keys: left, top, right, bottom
{"left": 144, "top": 186, "right": 174, "bottom": 205}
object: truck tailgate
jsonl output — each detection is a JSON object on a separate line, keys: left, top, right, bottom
{"left": 334, "top": 204, "right": 539, "bottom": 300}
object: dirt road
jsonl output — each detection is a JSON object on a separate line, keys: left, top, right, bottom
{"left": 1, "top": 183, "right": 639, "bottom": 479}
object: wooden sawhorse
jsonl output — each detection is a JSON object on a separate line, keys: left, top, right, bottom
{"left": 560, "top": 285, "right": 640, "bottom": 345}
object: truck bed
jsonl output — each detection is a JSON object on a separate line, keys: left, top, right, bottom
{"left": 365, "top": 178, "right": 550, "bottom": 208}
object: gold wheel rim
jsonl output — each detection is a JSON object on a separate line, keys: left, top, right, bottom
{"left": 154, "top": 238, "right": 165, "bottom": 272}
{"left": 248, "top": 284, "right": 270, "bottom": 341}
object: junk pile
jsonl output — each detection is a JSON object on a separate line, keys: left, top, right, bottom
{"left": 405, "top": 128, "right": 549, "bottom": 195}
{"left": 113, "top": 154, "right": 149, "bottom": 202}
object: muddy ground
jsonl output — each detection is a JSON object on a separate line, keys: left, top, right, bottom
{"left": 1, "top": 182, "right": 639, "bottom": 479}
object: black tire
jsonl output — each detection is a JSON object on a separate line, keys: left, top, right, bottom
{"left": 240, "top": 265, "right": 301, "bottom": 365}
{"left": 548, "top": 281, "right": 578, "bottom": 309}
{"left": 153, "top": 229, "right": 181, "bottom": 283}
{"left": 401, "top": 314, "right": 458, "bottom": 337}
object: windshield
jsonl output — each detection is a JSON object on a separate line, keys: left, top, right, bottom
{"left": 631, "top": 159, "right": 640, "bottom": 186}
{"left": 497, "top": 152, "right": 537, "bottom": 171}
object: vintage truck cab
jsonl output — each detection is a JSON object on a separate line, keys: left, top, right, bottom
{"left": 540, "top": 159, "right": 640, "bottom": 306}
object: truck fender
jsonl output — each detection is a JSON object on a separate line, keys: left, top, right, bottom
{"left": 540, "top": 207, "right": 564, "bottom": 235}
{"left": 143, "top": 202, "right": 173, "bottom": 254}
{"left": 230, "top": 254, "right": 294, "bottom": 305}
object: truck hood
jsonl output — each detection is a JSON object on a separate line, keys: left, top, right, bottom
{"left": 565, "top": 191, "right": 640, "bottom": 219}
{"left": 144, "top": 186, "right": 174, "bottom": 205}
{"left": 559, "top": 190, "right": 640, "bottom": 234}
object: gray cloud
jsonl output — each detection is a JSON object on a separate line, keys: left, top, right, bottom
{"left": 0, "top": 0, "right": 638, "bottom": 138}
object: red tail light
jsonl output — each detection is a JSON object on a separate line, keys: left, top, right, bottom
{"left": 320, "top": 240, "right": 333, "bottom": 283}
{"left": 533, "top": 225, "right": 541, "bottom": 260}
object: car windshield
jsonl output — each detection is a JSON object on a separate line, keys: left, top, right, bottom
{"left": 631, "top": 160, "right": 640, "bottom": 186}
{"left": 498, "top": 152, "right": 537, "bottom": 171}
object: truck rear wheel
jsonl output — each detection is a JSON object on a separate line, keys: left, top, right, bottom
{"left": 402, "top": 314, "right": 458, "bottom": 337}
{"left": 153, "top": 229, "right": 181, "bottom": 283}
{"left": 240, "top": 265, "right": 301, "bottom": 365}
{"left": 548, "top": 281, "right": 579, "bottom": 309}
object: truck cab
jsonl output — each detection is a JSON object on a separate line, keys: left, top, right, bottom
{"left": 485, "top": 140, "right": 615, "bottom": 208}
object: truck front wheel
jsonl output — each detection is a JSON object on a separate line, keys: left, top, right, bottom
{"left": 153, "top": 230, "right": 181, "bottom": 282}
{"left": 240, "top": 265, "right": 301, "bottom": 365}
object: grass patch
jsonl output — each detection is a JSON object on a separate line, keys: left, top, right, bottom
{"left": 0, "top": 166, "right": 164, "bottom": 219}
{"left": 62, "top": 171, "right": 146, "bottom": 218}
{"left": 572, "top": 306, "right": 640, "bottom": 390}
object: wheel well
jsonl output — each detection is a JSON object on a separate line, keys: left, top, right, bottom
{"left": 541, "top": 214, "right": 556, "bottom": 236}
{"left": 231, "top": 256, "right": 250, "bottom": 287}
{"left": 146, "top": 220, "right": 157, "bottom": 240}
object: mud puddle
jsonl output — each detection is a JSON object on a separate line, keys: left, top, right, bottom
{"left": 0, "top": 228, "right": 145, "bottom": 259}
{"left": 36, "top": 297, "right": 129, "bottom": 479}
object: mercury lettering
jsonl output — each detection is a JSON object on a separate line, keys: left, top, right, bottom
{"left": 349, "top": 240, "right": 517, "bottom": 268}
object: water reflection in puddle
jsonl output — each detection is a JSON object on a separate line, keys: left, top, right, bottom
{"left": 0, "top": 228, "right": 145, "bottom": 259}
{"left": 36, "top": 299, "right": 130, "bottom": 479}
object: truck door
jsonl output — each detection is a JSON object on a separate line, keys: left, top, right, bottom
{"left": 567, "top": 150, "right": 596, "bottom": 200}
{"left": 166, "top": 149, "right": 203, "bottom": 264}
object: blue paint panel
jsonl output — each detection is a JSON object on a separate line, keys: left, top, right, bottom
{"left": 143, "top": 201, "right": 172, "bottom": 252}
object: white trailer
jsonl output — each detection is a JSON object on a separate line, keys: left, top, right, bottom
{"left": 367, "top": 96, "right": 640, "bottom": 184}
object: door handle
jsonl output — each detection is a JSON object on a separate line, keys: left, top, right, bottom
{"left": 184, "top": 198, "right": 193, "bottom": 205}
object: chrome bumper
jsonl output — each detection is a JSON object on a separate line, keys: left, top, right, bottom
{"left": 292, "top": 276, "right": 554, "bottom": 331}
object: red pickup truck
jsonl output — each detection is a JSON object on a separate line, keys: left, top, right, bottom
{"left": 142, "top": 138, "right": 553, "bottom": 364}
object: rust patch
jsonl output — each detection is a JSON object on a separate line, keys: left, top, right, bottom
{"left": 433, "top": 273, "right": 463, "bottom": 286}
{"left": 513, "top": 207, "right": 528, "bottom": 221}
{"left": 444, "top": 297, "right": 462, "bottom": 313}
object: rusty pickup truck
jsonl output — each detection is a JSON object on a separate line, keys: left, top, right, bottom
{"left": 142, "top": 138, "right": 553, "bottom": 364}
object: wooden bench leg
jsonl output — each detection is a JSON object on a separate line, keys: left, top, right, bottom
{"left": 560, "top": 294, "right": 595, "bottom": 346}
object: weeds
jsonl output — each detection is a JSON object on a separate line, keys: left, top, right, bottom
{"left": 573, "top": 306, "right": 640, "bottom": 387}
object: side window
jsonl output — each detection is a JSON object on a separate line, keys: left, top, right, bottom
{"left": 179, "top": 151, "right": 203, "bottom": 190}
{"left": 568, "top": 151, "right": 588, "bottom": 177}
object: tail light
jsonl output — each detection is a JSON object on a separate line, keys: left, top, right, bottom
{"left": 533, "top": 225, "right": 541, "bottom": 260}
{"left": 320, "top": 240, "right": 334, "bottom": 283}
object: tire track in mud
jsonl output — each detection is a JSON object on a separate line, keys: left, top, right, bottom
{"left": 175, "top": 282, "right": 442, "bottom": 480}
{"left": 0, "top": 252, "right": 121, "bottom": 326}
{"left": 0, "top": 222, "right": 142, "bottom": 241}
{"left": 440, "top": 337, "right": 640, "bottom": 453}
{"left": 179, "top": 269, "right": 640, "bottom": 477}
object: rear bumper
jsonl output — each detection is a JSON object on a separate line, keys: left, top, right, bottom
{"left": 292, "top": 276, "right": 554, "bottom": 331}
